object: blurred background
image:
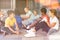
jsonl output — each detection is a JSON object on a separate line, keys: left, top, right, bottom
{"left": 0, "top": 0, "right": 60, "bottom": 16}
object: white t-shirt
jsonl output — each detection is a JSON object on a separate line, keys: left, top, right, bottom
{"left": 50, "top": 16, "right": 59, "bottom": 30}
{"left": 26, "top": 11, "right": 32, "bottom": 16}
{"left": 41, "top": 17, "right": 47, "bottom": 22}
{"left": 26, "top": 11, "right": 34, "bottom": 21}
{"left": 34, "top": 15, "right": 40, "bottom": 20}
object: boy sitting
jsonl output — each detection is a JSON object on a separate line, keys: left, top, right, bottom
{"left": 2, "top": 10, "right": 19, "bottom": 35}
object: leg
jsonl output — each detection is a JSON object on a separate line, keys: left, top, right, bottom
{"left": 1, "top": 27, "right": 13, "bottom": 34}
{"left": 35, "top": 21, "right": 50, "bottom": 33}
{"left": 41, "top": 22, "right": 50, "bottom": 33}
{"left": 48, "top": 29, "right": 58, "bottom": 35}
{"left": 24, "top": 27, "right": 36, "bottom": 37}
{"left": 35, "top": 21, "right": 45, "bottom": 31}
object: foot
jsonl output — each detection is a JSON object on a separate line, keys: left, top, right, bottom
{"left": 3, "top": 31, "right": 7, "bottom": 36}
{"left": 16, "top": 31, "right": 20, "bottom": 35}
{"left": 24, "top": 33, "right": 36, "bottom": 37}
{"left": 27, "top": 26, "right": 30, "bottom": 29}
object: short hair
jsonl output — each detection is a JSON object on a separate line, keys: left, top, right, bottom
{"left": 59, "top": 2, "right": 60, "bottom": 5}
{"left": 7, "top": 10, "right": 15, "bottom": 16}
{"left": 0, "top": 9, "right": 1, "bottom": 11}
{"left": 15, "top": 9, "right": 20, "bottom": 15}
{"left": 50, "top": 9, "right": 57, "bottom": 16}
{"left": 24, "top": 7, "right": 30, "bottom": 10}
{"left": 41, "top": 7, "right": 47, "bottom": 14}
{"left": 33, "top": 9, "right": 38, "bottom": 13}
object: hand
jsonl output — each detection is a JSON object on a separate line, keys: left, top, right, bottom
{"left": 14, "top": 31, "right": 19, "bottom": 35}
{"left": 16, "top": 27, "right": 19, "bottom": 31}
{"left": 16, "top": 31, "right": 19, "bottom": 35}
{"left": 41, "top": 17, "right": 47, "bottom": 22}
{"left": 27, "top": 26, "right": 30, "bottom": 29}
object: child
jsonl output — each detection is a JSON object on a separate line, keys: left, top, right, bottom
{"left": 2, "top": 10, "right": 19, "bottom": 35}
{"left": 24, "top": 9, "right": 59, "bottom": 37}
{"left": 15, "top": 9, "right": 22, "bottom": 29}
{"left": 21, "top": 7, "right": 34, "bottom": 26}
{"left": 33, "top": 10, "right": 40, "bottom": 20}
{"left": 47, "top": 9, "right": 59, "bottom": 35}
{"left": 26, "top": 10, "right": 40, "bottom": 26}
{"left": 24, "top": 8, "right": 50, "bottom": 37}
{"left": 0, "top": 10, "right": 5, "bottom": 33}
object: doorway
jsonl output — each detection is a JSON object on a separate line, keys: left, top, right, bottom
{"left": 16, "top": 0, "right": 26, "bottom": 14}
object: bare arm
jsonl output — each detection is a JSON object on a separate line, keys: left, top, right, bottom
{"left": 29, "top": 17, "right": 42, "bottom": 28}
{"left": 46, "top": 21, "right": 56, "bottom": 28}
{"left": 21, "top": 15, "right": 31, "bottom": 20}
{"left": 5, "top": 24, "right": 16, "bottom": 33}
{"left": 8, "top": 25, "right": 19, "bottom": 34}
{"left": 15, "top": 21, "right": 19, "bottom": 31}
{"left": 5, "top": 23, "right": 19, "bottom": 34}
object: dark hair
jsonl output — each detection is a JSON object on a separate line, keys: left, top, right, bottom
{"left": 7, "top": 10, "right": 15, "bottom": 16}
{"left": 59, "top": 2, "right": 60, "bottom": 5}
{"left": 25, "top": 7, "right": 30, "bottom": 10}
{"left": 0, "top": 10, "right": 1, "bottom": 11}
{"left": 33, "top": 9, "right": 37, "bottom": 12}
{"left": 50, "top": 9, "right": 59, "bottom": 19}
{"left": 15, "top": 9, "right": 20, "bottom": 15}
{"left": 41, "top": 7, "right": 47, "bottom": 14}
{"left": 50, "top": 9, "right": 57, "bottom": 16}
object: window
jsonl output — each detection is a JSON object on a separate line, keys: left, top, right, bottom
{"left": 0, "top": 0, "right": 15, "bottom": 9}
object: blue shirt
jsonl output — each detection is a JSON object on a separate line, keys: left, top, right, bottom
{"left": 15, "top": 15, "right": 22, "bottom": 27}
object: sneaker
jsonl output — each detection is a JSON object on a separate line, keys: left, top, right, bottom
{"left": 27, "top": 26, "right": 30, "bottom": 29}
{"left": 26, "top": 28, "right": 34, "bottom": 33}
{"left": 24, "top": 33, "right": 36, "bottom": 37}
{"left": 26, "top": 29, "right": 32, "bottom": 33}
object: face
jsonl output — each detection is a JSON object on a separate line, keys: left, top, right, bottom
{"left": 24, "top": 8, "right": 28, "bottom": 13}
{"left": 33, "top": 11, "right": 37, "bottom": 16}
{"left": 0, "top": 11, "right": 3, "bottom": 17}
{"left": 0, "top": 11, "right": 2, "bottom": 14}
{"left": 41, "top": 12, "right": 44, "bottom": 16}
{"left": 9, "top": 13, "right": 15, "bottom": 18}
{"left": 49, "top": 11, "right": 53, "bottom": 17}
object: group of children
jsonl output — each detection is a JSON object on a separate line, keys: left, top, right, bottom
{"left": 22, "top": 7, "right": 59, "bottom": 37}
{"left": 0, "top": 7, "right": 59, "bottom": 37}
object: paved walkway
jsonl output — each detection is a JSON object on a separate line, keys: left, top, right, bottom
{"left": 0, "top": 28, "right": 60, "bottom": 40}
{"left": 0, "top": 29, "right": 48, "bottom": 40}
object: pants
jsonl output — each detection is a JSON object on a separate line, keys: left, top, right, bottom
{"left": 35, "top": 21, "right": 50, "bottom": 33}
{"left": 48, "top": 29, "right": 58, "bottom": 35}
{"left": 2, "top": 26, "right": 16, "bottom": 34}
{"left": 22, "top": 20, "right": 35, "bottom": 26}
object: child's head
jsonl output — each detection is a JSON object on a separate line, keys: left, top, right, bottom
{"left": 15, "top": 9, "right": 20, "bottom": 16}
{"left": 33, "top": 10, "right": 38, "bottom": 16}
{"left": 7, "top": 10, "right": 15, "bottom": 18}
{"left": 59, "top": 2, "right": 60, "bottom": 6}
{"left": 24, "top": 7, "right": 30, "bottom": 13}
{"left": 0, "top": 10, "right": 3, "bottom": 17}
{"left": 49, "top": 9, "right": 57, "bottom": 17}
{"left": 40, "top": 7, "right": 47, "bottom": 15}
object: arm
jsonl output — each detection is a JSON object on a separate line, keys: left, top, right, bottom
{"left": 5, "top": 24, "right": 16, "bottom": 33}
{"left": 5, "top": 21, "right": 19, "bottom": 34}
{"left": 21, "top": 15, "right": 31, "bottom": 20}
{"left": 14, "top": 21, "right": 20, "bottom": 34}
{"left": 6, "top": 24, "right": 19, "bottom": 34}
{"left": 45, "top": 17, "right": 56, "bottom": 28}
{"left": 46, "top": 21, "right": 56, "bottom": 28}
{"left": 28, "top": 17, "right": 42, "bottom": 29}
{"left": 15, "top": 21, "right": 19, "bottom": 31}
{"left": 50, "top": 23, "right": 56, "bottom": 28}
{"left": 5, "top": 18, "right": 17, "bottom": 33}
{"left": 21, "top": 11, "right": 32, "bottom": 20}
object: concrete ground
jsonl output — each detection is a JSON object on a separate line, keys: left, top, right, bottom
{"left": 0, "top": 24, "right": 60, "bottom": 40}
{"left": 0, "top": 29, "right": 49, "bottom": 40}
